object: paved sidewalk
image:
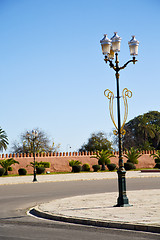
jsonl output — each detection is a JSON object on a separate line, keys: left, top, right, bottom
{"left": 0, "top": 170, "right": 160, "bottom": 185}
{"left": 33, "top": 189, "right": 160, "bottom": 233}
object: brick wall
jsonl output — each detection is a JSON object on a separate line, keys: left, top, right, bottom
{"left": 0, "top": 151, "right": 156, "bottom": 175}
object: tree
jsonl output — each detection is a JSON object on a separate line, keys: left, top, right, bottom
{"left": 137, "top": 115, "right": 155, "bottom": 145}
{"left": 12, "top": 128, "right": 60, "bottom": 153}
{"left": 0, "top": 158, "right": 19, "bottom": 175}
{"left": 0, "top": 127, "right": 9, "bottom": 151}
{"left": 91, "top": 149, "right": 115, "bottom": 170}
{"left": 79, "top": 132, "right": 113, "bottom": 152}
{"left": 121, "top": 111, "right": 160, "bottom": 150}
{"left": 152, "top": 125, "right": 160, "bottom": 149}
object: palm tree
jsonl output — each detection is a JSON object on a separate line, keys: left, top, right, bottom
{"left": 138, "top": 116, "right": 155, "bottom": 146}
{"left": 69, "top": 160, "right": 82, "bottom": 172}
{"left": 91, "top": 150, "right": 115, "bottom": 170}
{"left": 0, "top": 158, "right": 19, "bottom": 175}
{"left": 0, "top": 127, "right": 9, "bottom": 151}
{"left": 153, "top": 125, "right": 160, "bottom": 149}
{"left": 69, "top": 160, "right": 82, "bottom": 167}
{"left": 124, "top": 147, "right": 141, "bottom": 164}
{"left": 150, "top": 150, "right": 160, "bottom": 164}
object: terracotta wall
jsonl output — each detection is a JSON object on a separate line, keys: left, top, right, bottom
{"left": 0, "top": 151, "right": 156, "bottom": 175}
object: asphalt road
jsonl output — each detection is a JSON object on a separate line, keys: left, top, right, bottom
{"left": 0, "top": 177, "right": 160, "bottom": 239}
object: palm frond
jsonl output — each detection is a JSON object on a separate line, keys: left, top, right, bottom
{"left": 0, "top": 127, "right": 9, "bottom": 151}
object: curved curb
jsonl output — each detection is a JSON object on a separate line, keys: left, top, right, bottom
{"left": 29, "top": 207, "right": 160, "bottom": 234}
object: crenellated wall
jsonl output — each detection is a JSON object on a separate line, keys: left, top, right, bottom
{"left": 0, "top": 151, "right": 156, "bottom": 175}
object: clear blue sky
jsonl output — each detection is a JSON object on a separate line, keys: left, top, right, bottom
{"left": 0, "top": 0, "right": 160, "bottom": 153}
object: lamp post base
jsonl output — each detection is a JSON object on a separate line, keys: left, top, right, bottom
{"left": 33, "top": 178, "right": 37, "bottom": 182}
{"left": 33, "top": 170, "right": 37, "bottom": 182}
{"left": 114, "top": 169, "right": 132, "bottom": 207}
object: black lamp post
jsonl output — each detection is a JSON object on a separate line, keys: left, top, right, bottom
{"left": 27, "top": 130, "right": 38, "bottom": 182}
{"left": 100, "top": 32, "right": 139, "bottom": 207}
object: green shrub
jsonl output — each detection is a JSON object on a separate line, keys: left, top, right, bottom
{"left": 107, "top": 163, "right": 117, "bottom": 171}
{"left": 36, "top": 166, "right": 45, "bottom": 174}
{"left": 18, "top": 168, "right": 27, "bottom": 175}
{"left": 28, "top": 161, "right": 50, "bottom": 169}
{"left": 124, "top": 162, "right": 136, "bottom": 171}
{"left": 151, "top": 150, "right": 160, "bottom": 163}
{"left": 98, "top": 158, "right": 111, "bottom": 165}
{"left": 38, "top": 161, "right": 51, "bottom": 168}
{"left": 154, "top": 163, "right": 160, "bottom": 169}
{"left": 0, "top": 168, "right": 5, "bottom": 176}
{"left": 72, "top": 165, "right": 82, "bottom": 173}
{"left": 43, "top": 162, "right": 51, "bottom": 168}
{"left": 8, "top": 166, "right": 13, "bottom": 171}
{"left": 92, "top": 165, "right": 101, "bottom": 172}
{"left": 155, "top": 159, "right": 160, "bottom": 164}
{"left": 82, "top": 163, "right": 90, "bottom": 171}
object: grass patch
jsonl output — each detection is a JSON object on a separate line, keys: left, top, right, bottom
{"left": 0, "top": 168, "right": 157, "bottom": 177}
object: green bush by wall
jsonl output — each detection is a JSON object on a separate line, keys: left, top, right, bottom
{"left": 18, "top": 168, "right": 27, "bottom": 175}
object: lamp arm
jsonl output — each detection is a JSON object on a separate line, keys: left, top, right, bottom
{"left": 104, "top": 56, "right": 116, "bottom": 70}
{"left": 120, "top": 57, "right": 138, "bottom": 70}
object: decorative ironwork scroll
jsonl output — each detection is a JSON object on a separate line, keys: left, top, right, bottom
{"left": 104, "top": 88, "right": 132, "bottom": 135}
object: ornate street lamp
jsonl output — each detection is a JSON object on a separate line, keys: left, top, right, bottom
{"left": 100, "top": 32, "right": 139, "bottom": 207}
{"left": 27, "top": 130, "right": 38, "bottom": 182}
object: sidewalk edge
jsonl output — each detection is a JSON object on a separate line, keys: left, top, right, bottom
{"left": 29, "top": 207, "right": 160, "bottom": 234}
